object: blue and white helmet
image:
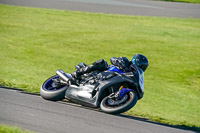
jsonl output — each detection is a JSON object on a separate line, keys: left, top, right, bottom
{"left": 131, "top": 53, "right": 148, "bottom": 72}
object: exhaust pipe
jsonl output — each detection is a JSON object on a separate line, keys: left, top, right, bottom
{"left": 56, "top": 69, "right": 71, "bottom": 82}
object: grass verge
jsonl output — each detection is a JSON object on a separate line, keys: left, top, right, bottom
{"left": 0, "top": 125, "right": 33, "bottom": 133}
{"left": 0, "top": 4, "right": 200, "bottom": 130}
{"left": 158, "top": 0, "right": 200, "bottom": 4}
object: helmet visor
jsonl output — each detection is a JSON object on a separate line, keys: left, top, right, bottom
{"left": 131, "top": 56, "right": 136, "bottom": 65}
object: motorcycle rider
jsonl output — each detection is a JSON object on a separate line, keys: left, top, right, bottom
{"left": 71, "top": 53, "right": 148, "bottom": 80}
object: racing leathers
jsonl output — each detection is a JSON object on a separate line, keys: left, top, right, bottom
{"left": 71, "top": 57, "right": 131, "bottom": 79}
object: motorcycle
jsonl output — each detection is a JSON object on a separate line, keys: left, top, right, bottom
{"left": 40, "top": 65, "right": 145, "bottom": 114}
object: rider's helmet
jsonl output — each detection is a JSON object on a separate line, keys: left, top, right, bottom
{"left": 131, "top": 53, "right": 148, "bottom": 72}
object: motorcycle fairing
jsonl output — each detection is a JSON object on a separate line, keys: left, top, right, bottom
{"left": 108, "top": 66, "right": 124, "bottom": 74}
{"left": 65, "top": 70, "right": 143, "bottom": 108}
{"left": 65, "top": 71, "right": 127, "bottom": 107}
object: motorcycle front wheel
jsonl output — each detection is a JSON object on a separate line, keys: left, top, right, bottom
{"left": 100, "top": 91, "right": 138, "bottom": 114}
{"left": 40, "top": 75, "right": 68, "bottom": 101}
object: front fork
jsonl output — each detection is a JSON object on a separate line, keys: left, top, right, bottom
{"left": 109, "top": 86, "right": 132, "bottom": 99}
{"left": 118, "top": 86, "right": 132, "bottom": 99}
{"left": 107, "top": 86, "right": 132, "bottom": 106}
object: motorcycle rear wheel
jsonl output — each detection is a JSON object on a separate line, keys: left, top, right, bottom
{"left": 100, "top": 91, "right": 138, "bottom": 114}
{"left": 40, "top": 75, "right": 68, "bottom": 101}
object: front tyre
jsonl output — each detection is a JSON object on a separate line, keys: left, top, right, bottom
{"left": 40, "top": 75, "right": 68, "bottom": 101}
{"left": 100, "top": 91, "right": 138, "bottom": 114}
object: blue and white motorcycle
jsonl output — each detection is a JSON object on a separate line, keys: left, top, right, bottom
{"left": 40, "top": 65, "right": 145, "bottom": 114}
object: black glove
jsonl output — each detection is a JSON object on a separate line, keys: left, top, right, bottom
{"left": 110, "top": 57, "right": 130, "bottom": 71}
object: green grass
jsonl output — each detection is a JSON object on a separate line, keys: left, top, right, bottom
{"left": 158, "top": 0, "right": 200, "bottom": 4}
{"left": 0, "top": 125, "right": 33, "bottom": 133}
{"left": 0, "top": 4, "right": 200, "bottom": 130}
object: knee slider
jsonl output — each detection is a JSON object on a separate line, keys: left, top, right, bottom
{"left": 93, "top": 59, "right": 104, "bottom": 65}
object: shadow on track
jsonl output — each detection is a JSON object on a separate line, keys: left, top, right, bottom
{"left": 58, "top": 96, "right": 200, "bottom": 133}
{"left": 116, "top": 114, "right": 200, "bottom": 132}
{"left": 0, "top": 85, "right": 40, "bottom": 95}
{"left": 58, "top": 96, "right": 200, "bottom": 132}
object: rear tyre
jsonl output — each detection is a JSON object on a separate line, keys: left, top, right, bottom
{"left": 100, "top": 91, "right": 138, "bottom": 114}
{"left": 40, "top": 75, "right": 68, "bottom": 101}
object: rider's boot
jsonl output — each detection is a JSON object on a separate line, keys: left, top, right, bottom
{"left": 71, "top": 66, "right": 88, "bottom": 79}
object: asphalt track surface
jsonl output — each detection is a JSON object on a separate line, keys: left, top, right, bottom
{"left": 0, "top": 87, "right": 196, "bottom": 133}
{"left": 0, "top": 0, "right": 200, "bottom": 18}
